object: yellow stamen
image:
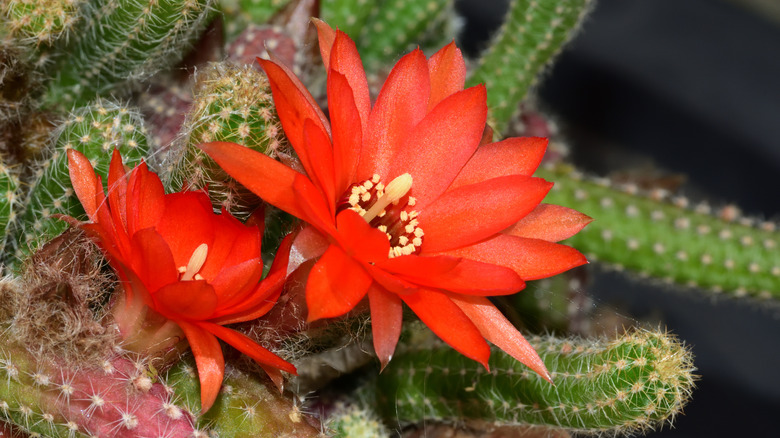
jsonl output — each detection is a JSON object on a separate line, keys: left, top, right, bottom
{"left": 363, "top": 173, "right": 412, "bottom": 222}
{"left": 181, "top": 243, "right": 208, "bottom": 281}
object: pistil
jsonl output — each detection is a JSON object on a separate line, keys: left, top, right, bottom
{"left": 179, "top": 243, "right": 208, "bottom": 281}
{"left": 362, "top": 173, "right": 412, "bottom": 222}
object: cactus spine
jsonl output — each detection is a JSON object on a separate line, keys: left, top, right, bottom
{"left": 467, "top": 0, "right": 594, "bottom": 133}
{"left": 8, "top": 100, "right": 149, "bottom": 267}
{"left": 374, "top": 327, "right": 695, "bottom": 435}
{"left": 43, "top": 0, "right": 215, "bottom": 110}
{"left": 538, "top": 164, "right": 780, "bottom": 301}
{"left": 165, "top": 62, "right": 290, "bottom": 219}
{"left": 0, "top": 160, "right": 20, "bottom": 259}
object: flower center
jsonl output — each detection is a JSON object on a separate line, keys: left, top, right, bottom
{"left": 178, "top": 243, "right": 208, "bottom": 281}
{"left": 337, "top": 173, "right": 424, "bottom": 258}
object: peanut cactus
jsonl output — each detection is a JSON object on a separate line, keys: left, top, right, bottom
{"left": 164, "top": 62, "right": 291, "bottom": 219}
{"left": 373, "top": 327, "right": 695, "bottom": 436}
{"left": 43, "top": 0, "right": 215, "bottom": 110}
{"left": 538, "top": 163, "right": 780, "bottom": 301}
{"left": 467, "top": 0, "right": 594, "bottom": 133}
{"left": 7, "top": 100, "right": 149, "bottom": 268}
{"left": 0, "top": 159, "right": 20, "bottom": 257}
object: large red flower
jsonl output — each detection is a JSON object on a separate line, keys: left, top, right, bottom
{"left": 67, "top": 149, "right": 296, "bottom": 413}
{"left": 200, "top": 21, "right": 590, "bottom": 378}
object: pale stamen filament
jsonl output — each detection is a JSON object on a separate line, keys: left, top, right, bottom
{"left": 362, "top": 173, "right": 412, "bottom": 222}
{"left": 180, "top": 243, "right": 208, "bottom": 281}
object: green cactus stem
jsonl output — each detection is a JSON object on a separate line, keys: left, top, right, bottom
{"left": 165, "top": 62, "right": 291, "bottom": 219}
{"left": 321, "top": 0, "right": 377, "bottom": 38}
{"left": 43, "top": 0, "right": 215, "bottom": 110}
{"left": 467, "top": 0, "right": 594, "bottom": 133}
{"left": 373, "top": 326, "right": 695, "bottom": 436}
{"left": 0, "top": 159, "right": 20, "bottom": 258}
{"left": 352, "top": 0, "right": 455, "bottom": 72}
{"left": 538, "top": 163, "right": 780, "bottom": 301}
{"left": 8, "top": 100, "right": 149, "bottom": 268}
{"left": 1, "top": 0, "right": 85, "bottom": 47}
{"left": 326, "top": 400, "right": 390, "bottom": 438}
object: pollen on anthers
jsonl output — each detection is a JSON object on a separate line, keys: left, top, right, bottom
{"left": 338, "top": 173, "right": 424, "bottom": 258}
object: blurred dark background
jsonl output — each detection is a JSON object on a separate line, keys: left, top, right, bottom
{"left": 457, "top": 0, "right": 780, "bottom": 436}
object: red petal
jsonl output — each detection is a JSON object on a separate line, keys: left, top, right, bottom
{"left": 313, "top": 18, "right": 336, "bottom": 70}
{"left": 200, "top": 212, "right": 261, "bottom": 281}
{"left": 420, "top": 175, "right": 552, "bottom": 253}
{"left": 129, "top": 229, "right": 177, "bottom": 292}
{"left": 389, "top": 86, "right": 488, "bottom": 210}
{"left": 386, "top": 256, "right": 525, "bottom": 296}
{"left": 306, "top": 244, "right": 372, "bottom": 321}
{"left": 365, "top": 264, "right": 419, "bottom": 295}
{"left": 208, "top": 258, "right": 263, "bottom": 305}
{"left": 427, "top": 41, "right": 466, "bottom": 110}
{"left": 67, "top": 149, "right": 99, "bottom": 221}
{"left": 359, "top": 49, "right": 429, "bottom": 181}
{"left": 504, "top": 204, "right": 593, "bottom": 242}
{"left": 450, "top": 295, "right": 551, "bottom": 382}
{"left": 201, "top": 322, "right": 296, "bottom": 375}
{"left": 177, "top": 321, "right": 224, "bottom": 414}
{"left": 368, "top": 284, "right": 403, "bottom": 370}
{"left": 329, "top": 31, "right": 371, "bottom": 133}
{"left": 334, "top": 209, "right": 390, "bottom": 262}
{"left": 292, "top": 173, "right": 337, "bottom": 234}
{"left": 198, "top": 141, "right": 312, "bottom": 221}
{"left": 213, "top": 233, "right": 291, "bottom": 323}
{"left": 126, "top": 161, "right": 165, "bottom": 235}
{"left": 257, "top": 57, "right": 330, "bottom": 177}
{"left": 155, "top": 192, "right": 215, "bottom": 269}
{"left": 107, "top": 149, "right": 129, "bottom": 230}
{"left": 328, "top": 70, "right": 363, "bottom": 196}
{"left": 443, "top": 234, "right": 588, "bottom": 280}
{"left": 302, "top": 119, "right": 337, "bottom": 214}
{"left": 154, "top": 280, "right": 218, "bottom": 320}
{"left": 449, "top": 137, "right": 548, "bottom": 190}
{"left": 289, "top": 225, "right": 329, "bottom": 273}
{"left": 400, "top": 289, "right": 490, "bottom": 368}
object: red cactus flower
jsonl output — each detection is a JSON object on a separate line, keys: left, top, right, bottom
{"left": 66, "top": 149, "right": 296, "bottom": 413}
{"left": 200, "top": 20, "right": 590, "bottom": 378}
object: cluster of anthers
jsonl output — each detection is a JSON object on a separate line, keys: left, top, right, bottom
{"left": 336, "top": 173, "right": 425, "bottom": 258}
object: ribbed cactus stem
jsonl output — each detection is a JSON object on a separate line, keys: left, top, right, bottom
{"left": 0, "top": 160, "right": 20, "bottom": 258}
{"left": 374, "top": 327, "right": 695, "bottom": 435}
{"left": 353, "top": 0, "right": 454, "bottom": 71}
{"left": 467, "top": 0, "right": 594, "bottom": 133}
{"left": 326, "top": 401, "right": 390, "bottom": 438}
{"left": 166, "top": 357, "right": 321, "bottom": 437}
{"left": 1, "top": 0, "right": 85, "bottom": 46}
{"left": 43, "top": 0, "right": 215, "bottom": 109}
{"left": 321, "top": 0, "right": 377, "bottom": 39}
{"left": 8, "top": 100, "right": 149, "bottom": 268}
{"left": 165, "top": 62, "right": 290, "bottom": 219}
{"left": 538, "top": 163, "right": 780, "bottom": 301}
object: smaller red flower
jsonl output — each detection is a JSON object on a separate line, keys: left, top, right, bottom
{"left": 66, "top": 149, "right": 296, "bottom": 413}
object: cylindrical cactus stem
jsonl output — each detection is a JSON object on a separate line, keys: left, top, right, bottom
{"left": 42, "top": 0, "right": 215, "bottom": 110}
{"left": 165, "top": 62, "right": 291, "bottom": 219}
{"left": 237, "top": 0, "right": 292, "bottom": 24}
{"left": 352, "top": 0, "right": 455, "bottom": 72}
{"left": 320, "top": 0, "right": 377, "bottom": 39}
{"left": 537, "top": 163, "right": 780, "bottom": 301}
{"left": 467, "top": 0, "right": 594, "bottom": 133}
{"left": 165, "top": 356, "right": 322, "bottom": 437}
{"left": 7, "top": 100, "right": 149, "bottom": 269}
{"left": 374, "top": 327, "right": 695, "bottom": 436}
{"left": 325, "top": 400, "right": 390, "bottom": 438}
{"left": 0, "top": 158, "right": 21, "bottom": 258}
{"left": 1, "top": 0, "right": 86, "bottom": 47}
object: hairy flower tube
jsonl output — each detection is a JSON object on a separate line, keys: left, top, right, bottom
{"left": 66, "top": 149, "right": 296, "bottom": 412}
{"left": 200, "top": 20, "right": 591, "bottom": 378}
